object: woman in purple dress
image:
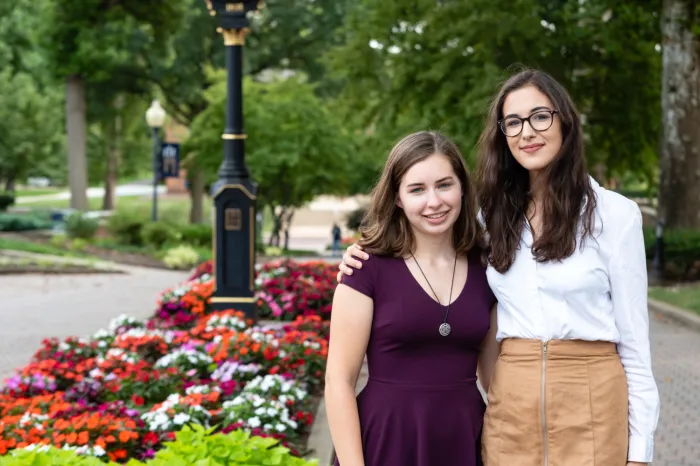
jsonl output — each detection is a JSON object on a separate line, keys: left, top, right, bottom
{"left": 324, "top": 131, "right": 499, "bottom": 466}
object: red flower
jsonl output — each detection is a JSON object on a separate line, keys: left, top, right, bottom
{"left": 142, "top": 431, "right": 159, "bottom": 445}
{"left": 131, "top": 394, "right": 144, "bottom": 406}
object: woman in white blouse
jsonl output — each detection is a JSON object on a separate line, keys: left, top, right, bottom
{"left": 336, "top": 68, "right": 659, "bottom": 466}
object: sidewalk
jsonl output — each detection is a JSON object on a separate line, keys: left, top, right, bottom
{"left": 0, "top": 264, "right": 189, "bottom": 381}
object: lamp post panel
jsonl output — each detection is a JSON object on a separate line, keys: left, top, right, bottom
{"left": 159, "top": 143, "right": 180, "bottom": 178}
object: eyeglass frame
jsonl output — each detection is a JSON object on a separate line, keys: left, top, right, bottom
{"left": 497, "top": 110, "right": 558, "bottom": 137}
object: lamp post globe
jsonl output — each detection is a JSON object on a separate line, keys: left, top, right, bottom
{"left": 145, "top": 100, "right": 166, "bottom": 128}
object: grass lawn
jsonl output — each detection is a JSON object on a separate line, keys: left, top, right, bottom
{"left": 649, "top": 284, "right": 700, "bottom": 316}
{"left": 14, "top": 188, "right": 64, "bottom": 197}
{"left": 0, "top": 237, "right": 90, "bottom": 258}
{"left": 18, "top": 193, "right": 278, "bottom": 235}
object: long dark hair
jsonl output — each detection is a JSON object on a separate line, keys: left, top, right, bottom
{"left": 475, "top": 69, "right": 596, "bottom": 274}
{"left": 359, "top": 131, "right": 483, "bottom": 257}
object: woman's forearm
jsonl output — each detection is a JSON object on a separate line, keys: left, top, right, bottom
{"left": 325, "top": 382, "right": 365, "bottom": 466}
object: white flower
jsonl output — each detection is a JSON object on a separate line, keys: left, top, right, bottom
{"left": 275, "top": 423, "right": 287, "bottom": 432}
{"left": 173, "top": 413, "right": 191, "bottom": 425}
{"left": 248, "top": 416, "right": 261, "bottom": 428}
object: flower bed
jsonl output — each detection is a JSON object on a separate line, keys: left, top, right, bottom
{"left": 157, "top": 259, "right": 336, "bottom": 324}
{"left": 0, "top": 258, "right": 335, "bottom": 464}
{"left": 0, "top": 308, "right": 328, "bottom": 463}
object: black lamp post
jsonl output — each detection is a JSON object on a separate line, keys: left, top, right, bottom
{"left": 204, "top": 0, "right": 261, "bottom": 320}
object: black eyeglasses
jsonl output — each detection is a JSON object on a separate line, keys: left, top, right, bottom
{"left": 498, "top": 110, "right": 558, "bottom": 137}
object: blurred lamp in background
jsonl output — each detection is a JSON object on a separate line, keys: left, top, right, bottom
{"left": 145, "top": 100, "right": 166, "bottom": 222}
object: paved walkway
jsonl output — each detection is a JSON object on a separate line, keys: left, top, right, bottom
{"left": 0, "top": 266, "right": 189, "bottom": 380}
{"left": 648, "top": 310, "right": 700, "bottom": 466}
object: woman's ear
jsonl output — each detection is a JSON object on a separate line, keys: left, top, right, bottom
{"left": 396, "top": 196, "right": 403, "bottom": 209}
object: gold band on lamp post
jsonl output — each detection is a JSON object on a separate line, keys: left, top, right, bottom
{"left": 222, "top": 133, "right": 247, "bottom": 140}
{"left": 217, "top": 27, "right": 250, "bottom": 46}
{"left": 210, "top": 296, "right": 257, "bottom": 304}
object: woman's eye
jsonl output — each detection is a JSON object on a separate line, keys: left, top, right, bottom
{"left": 440, "top": 183, "right": 452, "bottom": 189}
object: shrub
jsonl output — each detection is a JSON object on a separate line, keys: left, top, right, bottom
{"left": 644, "top": 227, "right": 700, "bottom": 281}
{"left": 345, "top": 206, "right": 367, "bottom": 232}
{"left": 178, "top": 223, "right": 212, "bottom": 247}
{"left": 107, "top": 211, "right": 147, "bottom": 246}
{"left": 143, "top": 425, "right": 317, "bottom": 465}
{"left": 65, "top": 212, "right": 99, "bottom": 240}
{"left": 68, "top": 238, "right": 89, "bottom": 251}
{"left": 0, "top": 192, "right": 15, "bottom": 212}
{"left": 162, "top": 245, "right": 201, "bottom": 269}
{"left": 0, "top": 214, "right": 51, "bottom": 232}
{"left": 0, "top": 426, "right": 317, "bottom": 465}
{"left": 141, "top": 222, "right": 180, "bottom": 249}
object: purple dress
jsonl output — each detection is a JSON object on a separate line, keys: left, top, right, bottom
{"left": 333, "top": 251, "right": 494, "bottom": 466}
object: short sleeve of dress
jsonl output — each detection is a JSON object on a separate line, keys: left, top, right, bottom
{"left": 339, "top": 254, "right": 377, "bottom": 299}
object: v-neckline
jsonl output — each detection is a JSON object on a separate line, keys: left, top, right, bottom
{"left": 401, "top": 254, "right": 470, "bottom": 307}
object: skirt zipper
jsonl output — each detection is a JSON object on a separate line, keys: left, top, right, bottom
{"left": 542, "top": 340, "right": 549, "bottom": 466}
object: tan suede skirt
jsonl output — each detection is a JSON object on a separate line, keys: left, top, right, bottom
{"left": 482, "top": 339, "right": 629, "bottom": 466}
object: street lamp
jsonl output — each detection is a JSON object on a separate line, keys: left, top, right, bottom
{"left": 204, "top": 0, "right": 261, "bottom": 320}
{"left": 145, "top": 100, "right": 166, "bottom": 222}
{"left": 650, "top": 219, "right": 665, "bottom": 284}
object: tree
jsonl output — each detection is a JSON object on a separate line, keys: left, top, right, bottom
{"left": 324, "top": 0, "right": 661, "bottom": 181}
{"left": 0, "top": 70, "right": 63, "bottom": 191}
{"left": 43, "top": 0, "right": 184, "bottom": 210}
{"left": 0, "top": 0, "right": 64, "bottom": 191}
{"left": 184, "top": 71, "right": 355, "bottom": 248}
{"left": 658, "top": 0, "right": 700, "bottom": 228}
{"left": 141, "top": 0, "right": 356, "bottom": 223}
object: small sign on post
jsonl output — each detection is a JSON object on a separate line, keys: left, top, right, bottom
{"left": 225, "top": 208, "right": 242, "bottom": 231}
{"left": 159, "top": 143, "right": 180, "bottom": 178}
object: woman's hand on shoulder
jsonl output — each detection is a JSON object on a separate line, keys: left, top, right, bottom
{"left": 336, "top": 243, "right": 370, "bottom": 283}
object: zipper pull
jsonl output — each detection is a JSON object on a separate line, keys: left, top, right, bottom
{"left": 543, "top": 341, "right": 548, "bottom": 354}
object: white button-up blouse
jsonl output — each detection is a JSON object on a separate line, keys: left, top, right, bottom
{"left": 485, "top": 177, "right": 660, "bottom": 463}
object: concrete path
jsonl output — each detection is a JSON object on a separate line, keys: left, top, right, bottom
{"left": 0, "top": 266, "right": 189, "bottom": 380}
{"left": 648, "top": 310, "right": 700, "bottom": 466}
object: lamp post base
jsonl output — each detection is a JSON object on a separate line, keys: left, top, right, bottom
{"left": 211, "top": 181, "right": 258, "bottom": 320}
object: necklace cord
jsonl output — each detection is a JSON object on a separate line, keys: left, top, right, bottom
{"left": 411, "top": 254, "right": 458, "bottom": 324}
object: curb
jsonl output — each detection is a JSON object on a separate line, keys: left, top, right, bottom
{"left": 648, "top": 298, "right": 700, "bottom": 332}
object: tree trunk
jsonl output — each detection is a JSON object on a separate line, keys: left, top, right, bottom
{"left": 103, "top": 96, "right": 124, "bottom": 211}
{"left": 283, "top": 208, "right": 295, "bottom": 251}
{"left": 66, "top": 75, "right": 89, "bottom": 211}
{"left": 658, "top": 0, "right": 700, "bottom": 228}
{"left": 269, "top": 205, "right": 284, "bottom": 247}
{"left": 4, "top": 176, "right": 15, "bottom": 193}
{"left": 189, "top": 168, "right": 205, "bottom": 224}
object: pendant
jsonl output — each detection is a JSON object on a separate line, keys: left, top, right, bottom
{"left": 439, "top": 323, "right": 451, "bottom": 336}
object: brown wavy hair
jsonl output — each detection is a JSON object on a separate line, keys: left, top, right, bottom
{"left": 475, "top": 69, "right": 596, "bottom": 274}
{"left": 359, "top": 131, "right": 483, "bottom": 258}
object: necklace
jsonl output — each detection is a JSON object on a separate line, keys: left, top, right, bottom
{"left": 411, "top": 254, "right": 458, "bottom": 337}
